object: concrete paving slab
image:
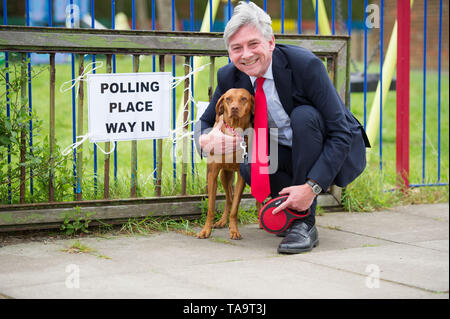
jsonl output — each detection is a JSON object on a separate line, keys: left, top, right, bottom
{"left": 316, "top": 204, "right": 449, "bottom": 245}
{"left": 295, "top": 243, "right": 449, "bottom": 293}
{"left": 0, "top": 203, "right": 448, "bottom": 299}
{"left": 413, "top": 240, "right": 449, "bottom": 252}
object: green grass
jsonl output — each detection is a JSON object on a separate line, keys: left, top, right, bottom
{"left": 1, "top": 53, "right": 448, "bottom": 211}
{"left": 61, "top": 239, "right": 111, "bottom": 259}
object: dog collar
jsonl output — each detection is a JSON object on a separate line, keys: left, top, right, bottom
{"left": 223, "top": 120, "right": 251, "bottom": 138}
{"left": 223, "top": 120, "right": 240, "bottom": 137}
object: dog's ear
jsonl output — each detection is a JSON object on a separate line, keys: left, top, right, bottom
{"left": 250, "top": 95, "right": 255, "bottom": 115}
{"left": 215, "top": 95, "right": 225, "bottom": 119}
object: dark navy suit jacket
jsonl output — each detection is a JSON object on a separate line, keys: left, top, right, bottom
{"left": 196, "top": 44, "right": 370, "bottom": 191}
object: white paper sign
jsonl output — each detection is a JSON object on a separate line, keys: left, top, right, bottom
{"left": 87, "top": 72, "right": 171, "bottom": 142}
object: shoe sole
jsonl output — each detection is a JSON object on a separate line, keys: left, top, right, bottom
{"left": 277, "top": 239, "right": 319, "bottom": 254}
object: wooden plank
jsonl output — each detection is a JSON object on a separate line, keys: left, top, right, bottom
{"left": 0, "top": 193, "right": 339, "bottom": 231}
{"left": 0, "top": 26, "right": 349, "bottom": 57}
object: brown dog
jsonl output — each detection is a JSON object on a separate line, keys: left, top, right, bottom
{"left": 197, "top": 88, "right": 254, "bottom": 240}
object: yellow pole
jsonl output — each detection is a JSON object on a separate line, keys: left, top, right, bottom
{"left": 366, "top": 23, "right": 398, "bottom": 148}
{"left": 312, "top": 0, "right": 332, "bottom": 35}
{"left": 366, "top": 0, "right": 414, "bottom": 150}
{"left": 312, "top": 0, "right": 415, "bottom": 153}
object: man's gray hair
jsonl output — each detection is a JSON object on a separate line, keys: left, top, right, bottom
{"left": 223, "top": 1, "right": 273, "bottom": 48}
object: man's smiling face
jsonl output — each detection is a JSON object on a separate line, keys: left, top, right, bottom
{"left": 227, "top": 24, "right": 275, "bottom": 78}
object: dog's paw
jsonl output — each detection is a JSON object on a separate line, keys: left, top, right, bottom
{"left": 197, "top": 228, "right": 212, "bottom": 239}
{"left": 214, "top": 219, "right": 227, "bottom": 228}
{"left": 229, "top": 229, "right": 242, "bottom": 240}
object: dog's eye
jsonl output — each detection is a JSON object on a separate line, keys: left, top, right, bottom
{"left": 241, "top": 97, "right": 248, "bottom": 103}
{"left": 226, "top": 97, "right": 232, "bottom": 102}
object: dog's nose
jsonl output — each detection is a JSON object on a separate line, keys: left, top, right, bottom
{"left": 231, "top": 106, "right": 239, "bottom": 113}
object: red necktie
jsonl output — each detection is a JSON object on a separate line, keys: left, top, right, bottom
{"left": 251, "top": 77, "right": 271, "bottom": 203}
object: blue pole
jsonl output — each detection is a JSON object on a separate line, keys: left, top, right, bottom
{"left": 111, "top": 0, "right": 118, "bottom": 182}
{"left": 210, "top": 0, "right": 213, "bottom": 31}
{"left": 298, "top": 0, "right": 301, "bottom": 34}
{"left": 91, "top": 0, "right": 97, "bottom": 196}
{"left": 315, "top": 0, "right": 318, "bottom": 34}
{"left": 69, "top": 0, "right": 77, "bottom": 196}
{"left": 132, "top": 0, "right": 138, "bottom": 189}
{"left": 25, "top": 0, "right": 29, "bottom": 26}
{"left": 152, "top": 0, "right": 157, "bottom": 182}
{"left": 1, "top": 0, "right": 6, "bottom": 60}
{"left": 172, "top": 0, "right": 176, "bottom": 183}
{"left": 227, "top": 0, "right": 232, "bottom": 63}
{"left": 48, "top": 0, "right": 52, "bottom": 26}
{"left": 132, "top": 0, "right": 136, "bottom": 29}
{"left": 3, "top": 0, "right": 11, "bottom": 203}
{"left": 331, "top": 0, "right": 335, "bottom": 35}
{"left": 152, "top": 11, "right": 158, "bottom": 184}
{"left": 26, "top": 0, "right": 34, "bottom": 198}
{"left": 190, "top": 0, "right": 194, "bottom": 31}
{"left": 422, "top": 0, "right": 427, "bottom": 184}
{"left": 363, "top": 0, "right": 368, "bottom": 130}
{"left": 190, "top": 0, "right": 195, "bottom": 181}
{"left": 348, "top": 0, "right": 352, "bottom": 36}
{"left": 153, "top": 0, "right": 156, "bottom": 30}
{"left": 348, "top": 0, "right": 351, "bottom": 112}
{"left": 281, "top": 0, "right": 284, "bottom": 34}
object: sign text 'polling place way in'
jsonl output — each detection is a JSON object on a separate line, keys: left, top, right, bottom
{"left": 87, "top": 72, "right": 172, "bottom": 143}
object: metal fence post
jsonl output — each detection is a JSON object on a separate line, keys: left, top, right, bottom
{"left": 20, "top": 53, "right": 27, "bottom": 204}
{"left": 49, "top": 53, "right": 56, "bottom": 202}
{"left": 76, "top": 54, "right": 84, "bottom": 201}
{"left": 131, "top": 55, "right": 140, "bottom": 198}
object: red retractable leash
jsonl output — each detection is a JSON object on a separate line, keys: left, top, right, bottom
{"left": 259, "top": 195, "right": 310, "bottom": 234}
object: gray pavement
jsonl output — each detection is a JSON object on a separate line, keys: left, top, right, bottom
{"left": 0, "top": 203, "right": 448, "bottom": 299}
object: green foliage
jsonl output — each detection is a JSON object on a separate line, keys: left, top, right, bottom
{"left": 0, "top": 60, "right": 35, "bottom": 199}
{"left": 0, "top": 59, "right": 75, "bottom": 204}
{"left": 119, "top": 215, "right": 197, "bottom": 236}
{"left": 60, "top": 207, "right": 94, "bottom": 235}
{"left": 342, "top": 166, "right": 449, "bottom": 212}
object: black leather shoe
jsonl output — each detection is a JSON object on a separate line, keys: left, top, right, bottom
{"left": 277, "top": 220, "right": 319, "bottom": 254}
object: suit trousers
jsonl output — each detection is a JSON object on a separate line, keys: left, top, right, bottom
{"left": 240, "top": 105, "right": 326, "bottom": 226}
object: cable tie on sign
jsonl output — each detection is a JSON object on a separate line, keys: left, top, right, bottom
{"left": 61, "top": 133, "right": 116, "bottom": 157}
{"left": 171, "top": 63, "right": 211, "bottom": 89}
{"left": 59, "top": 59, "right": 104, "bottom": 95}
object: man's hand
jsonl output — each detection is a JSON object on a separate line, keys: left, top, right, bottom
{"left": 271, "top": 184, "right": 316, "bottom": 215}
{"left": 199, "top": 119, "right": 242, "bottom": 155}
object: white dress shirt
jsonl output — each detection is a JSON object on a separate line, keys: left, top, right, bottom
{"left": 250, "top": 61, "right": 293, "bottom": 147}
